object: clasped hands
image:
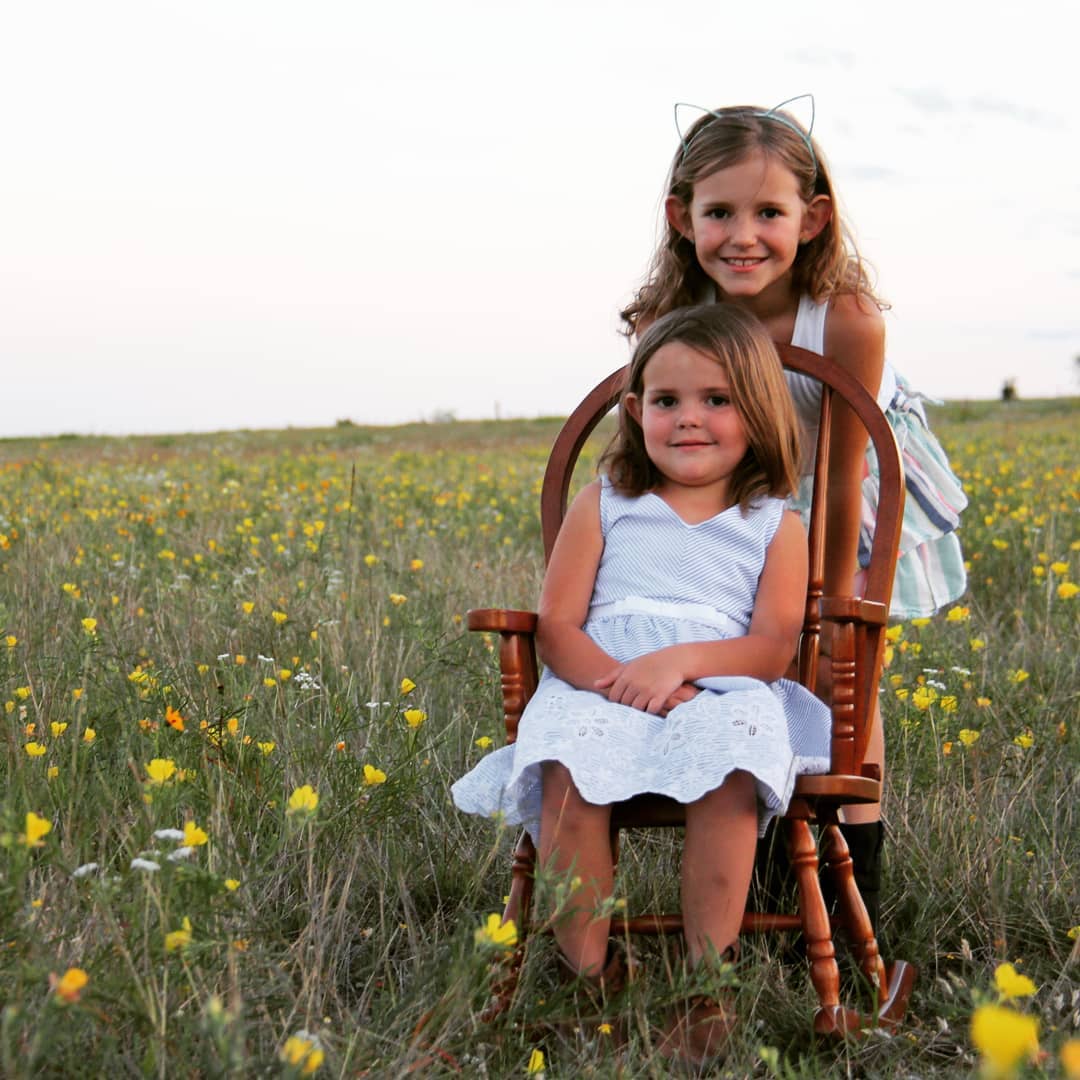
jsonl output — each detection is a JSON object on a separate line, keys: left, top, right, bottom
{"left": 594, "top": 650, "right": 700, "bottom": 717}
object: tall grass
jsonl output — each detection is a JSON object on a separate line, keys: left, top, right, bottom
{"left": 0, "top": 401, "right": 1076, "bottom": 1077}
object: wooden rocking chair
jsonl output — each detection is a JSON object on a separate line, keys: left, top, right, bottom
{"left": 467, "top": 344, "right": 916, "bottom": 1035}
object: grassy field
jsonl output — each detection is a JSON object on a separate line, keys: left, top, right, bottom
{"left": 0, "top": 398, "right": 1077, "bottom": 1077}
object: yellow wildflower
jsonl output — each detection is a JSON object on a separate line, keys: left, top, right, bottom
{"left": 364, "top": 554, "right": 378, "bottom": 567}
{"left": 165, "top": 917, "right": 193, "bottom": 952}
{"left": 224, "top": 879, "right": 240, "bottom": 892}
{"left": 25, "top": 742, "right": 47, "bottom": 758}
{"left": 183, "top": 821, "right": 209, "bottom": 847}
{"left": 53, "top": 967, "right": 89, "bottom": 1004}
{"left": 971, "top": 1003, "right": 1038, "bottom": 1077}
{"left": 475, "top": 913, "right": 518, "bottom": 950}
{"left": 945, "top": 605, "right": 970, "bottom": 623}
{"left": 526, "top": 1048, "right": 545, "bottom": 1075}
{"left": 884, "top": 624, "right": 903, "bottom": 642}
{"left": 51, "top": 722, "right": 69, "bottom": 737}
{"left": 165, "top": 706, "right": 185, "bottom": 732}
{"left": 475, "top": 736, "right": 494, "bottom": 749}
{"left": 81, "top": 617, "right": 98, "bottom": 635}
{"left": 83, "top": 728, "right": 96, "bottom": 743}
{"left": 912, "top": 686, "right": 937, "bottom": 711}
{"left": 1058, "top": 581, "right": 1079, "bottom": 600}
{"left": 976, "top": 696, "right": 992, "bottom": 708}
{"left": 241, "top": 601, "right": 254, "bottom": 614}
{"left": 1013, "top": 732, "right": 1034, "bottom": 749}
{"left": 1009, "top": 670, "right": 1030, "bottom": 684}
{"left": 362, "top": 764, "right": 387, "bottom": 786}
{"left": 910, "top": 617, "right": 931, "bottom": 628}
{"left": 278, "top": 668, "right": 292, "bottom": 681}
{"left": 287, "top": 785, "right": 319, "bottom": 816}
{"left": 1050, "top": 561, "right": 1070, "bottom": 575}
{"left": 994, "top": 962, "right": 1036, "bottom": 1000}
{"left": 958, "top": 729, "right": 981, "bottom": 747}
{"left": 257, "top": 741, "right": 276, "bottom": 755}
{"left": 400, "top": 677, "right": 416, "bottom": 694}
{"left": 271, "top": 610, "right": 288, "bottom": 625}
{"left": 1061, "top": 1040, "right": 1080, "bottom": 1079}
{"left": 410, "top": 558, "right": 424, "bottom": 571}
{"left": 21, "top": 812, "right": 52, "bottom": 848}
{"left": 281, "top": 1034, "right": 324, "bottom": 1074}
{"left": 47, "top": 766, "right": 60, "bottom": 778}
{"left": 145, "top": 758, "right": 178, "bottom": 785}
{"left": 4, "top": 635, "right": 16, "bottom": 648}
{"left": 940, "top": 696, "right": 958, "bottom": 713}
{"left": 404, "top": 708, "right": 427, "bottom": 729}
{"left": 389, "top": 593, "right": 407, "bottom": 606}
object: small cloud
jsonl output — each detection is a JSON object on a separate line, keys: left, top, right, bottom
{"left": 967, "top": 96, "right": 1063, "bottom": 129}
{"left": 895, "top": 87, "right": 956, "bottom": 114}
{"left": 1024, "top": 327, "right": 1078, "bottom": 341}
{"left": 785, "top": 48, "right": 856, "bottom": 68}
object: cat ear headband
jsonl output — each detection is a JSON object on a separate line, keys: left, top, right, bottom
{"left": 674, "top": 94, "right": 817, "bottom": 174}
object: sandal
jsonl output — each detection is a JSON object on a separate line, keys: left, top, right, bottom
{"left": 655, "top": 992, "right": 737, "bottom": 1068}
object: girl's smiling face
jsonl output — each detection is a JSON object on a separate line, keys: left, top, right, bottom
{"left": 667, "top": 150, "right": 830, "bottom": 312}
{"left": 625, "top": 341, "right": 749, "bottom": 507}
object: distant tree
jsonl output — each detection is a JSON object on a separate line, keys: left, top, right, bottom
{"left": 1001, "top": 378, "right": 1017, "bottom": 402}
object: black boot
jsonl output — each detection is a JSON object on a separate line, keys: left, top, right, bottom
{"left": 829, "top": 820, "right": 883, "bottom": 938}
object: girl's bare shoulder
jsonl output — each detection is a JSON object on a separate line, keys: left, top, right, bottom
{"left": 824, "top": 292, "right": 886, "bottom": 384}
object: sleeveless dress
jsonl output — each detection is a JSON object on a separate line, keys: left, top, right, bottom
{"left": 451, "top": 481, "right": 832, "bottom": 844}
{"left": 786, "top": 296, "right": 968, "bottom": 618}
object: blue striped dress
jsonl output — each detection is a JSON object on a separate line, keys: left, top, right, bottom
{"left": 451, "top": 480, "right": 831, "bottom": 843}
{"left": 787, "top": 295, "right": 968, "bottom": 618}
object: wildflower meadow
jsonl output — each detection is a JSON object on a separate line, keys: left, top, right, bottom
{"left": 0, "top": 397, "right": 1076, "bottom": 1077}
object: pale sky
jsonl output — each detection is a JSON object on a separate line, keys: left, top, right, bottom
{"left": 1, "top": 0, "right": 1076, "bottom": 437}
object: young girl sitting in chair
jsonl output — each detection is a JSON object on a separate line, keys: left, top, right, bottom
{"left": 452, "top": 303, "right": 832, "bottom": 1064}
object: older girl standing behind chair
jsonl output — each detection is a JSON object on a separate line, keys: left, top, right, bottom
{"left": 453, "top": 304, "right": 832, "bottom": 1064}
{"left": 621, "top": 101, "right": 968, "bottom": 928}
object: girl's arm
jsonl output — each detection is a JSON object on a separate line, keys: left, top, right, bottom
{"left": 820, "top": 293, "right": 887, "bottom": 603}
{"left": 534, "top": 480, "right": 620, "bottom": 690}
{"left": 596, "top": 511, "right": 809, "bottom": 712}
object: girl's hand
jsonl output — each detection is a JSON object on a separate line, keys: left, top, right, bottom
{"left": 595, "top": 653, "right": 685, "bottom": 715}
{"left": 660, "top": 682, "right": 700, "bottom": 717}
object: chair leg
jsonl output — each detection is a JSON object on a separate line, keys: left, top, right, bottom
{"left": 786, "top": 819, "right": 861, "bottom": 1036}
{"left": 481, "top": 830, "right": 536, "bottom": 1022}
{"left": 821, "top": 825, "right": 887, "bottom": 1005}
{"left": 820, "top": 825, "right": 916, "bottom": 1029}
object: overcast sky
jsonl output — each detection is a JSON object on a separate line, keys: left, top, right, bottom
{"left": 1, "top": 0, "right": 1076, "bottom": 437}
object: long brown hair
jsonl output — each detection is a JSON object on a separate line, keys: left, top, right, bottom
{"left": 602, "top": 304, "right": 801, "bottom": 512}
{"left": 621, "top": 105, "right": 885, "bottom": 336}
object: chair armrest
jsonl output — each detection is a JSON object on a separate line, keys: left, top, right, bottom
{"left": 819, "top": 597, "right": 889, "bottom": 626}
{"left": 466, "top": 608, "right": 538, "bottom": 634}
{"left": 466, "top": 608, "right": 539, "bottom": 742}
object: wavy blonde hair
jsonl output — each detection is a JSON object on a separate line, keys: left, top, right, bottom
{"left": 602, "top": 304, "right": 801, "bottom": 512}
{"left": 621, "top": 105, "right": 885, "bottom": 336}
